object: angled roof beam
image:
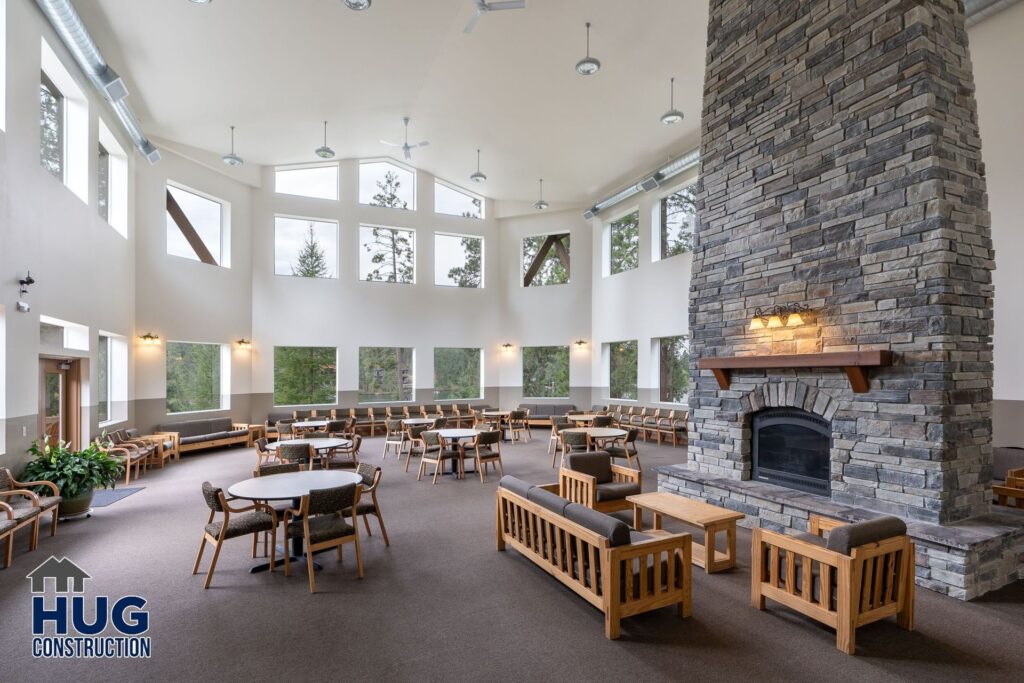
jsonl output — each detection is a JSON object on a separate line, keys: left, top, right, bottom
{"left": 166, "top": 189, "right": 216, "bottom": 265}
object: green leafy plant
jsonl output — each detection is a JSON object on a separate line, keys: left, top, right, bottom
{"left": 21, "top": 437, "right": 123, "bottom": 498}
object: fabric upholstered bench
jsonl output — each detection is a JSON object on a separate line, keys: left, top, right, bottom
{"left": 155, "top": 417, "right": 253, "bottom": 454}
{"left": 519, "top": 404, "right": 577, "bottom": 426}
{"left": 496, "top": 476, "right": 692, "bottom": 639}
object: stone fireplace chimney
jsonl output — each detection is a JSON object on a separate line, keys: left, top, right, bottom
{"left": 687, "top": 0, "right": 994, "bottom": 526}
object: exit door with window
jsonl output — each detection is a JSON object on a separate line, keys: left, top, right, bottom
{"left": 39, "top": 358, "right": 80, "bottom": 449}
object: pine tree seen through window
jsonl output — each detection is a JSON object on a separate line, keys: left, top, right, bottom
{"left": 39, "top": 71, "right": 64, "bottom": 179}
{"left": 609, "top": 340, "right": 638, "bottom": 400}
{"left": 433, "top": 348, "right": 482, "bottom": 400}
{"left": 609, "top": 211, "right": 639, "bottom": 275}
{"left": 274, "top": 347, "right": 337, "bottom": 406}
{"left": 435, "top": 233, "right": 482, "bottom": 287}
{"left": 660, "top": 183, "right": 697, "bottom": 260}
{"left": 166, "top": 341, "right": 222, "bottom": 413}
{"left": 97, "top": 335, "right": 110, "bottom": 423}
{"left": 522, "top": 346, "right": 570, "bottom": 398}
{"left": 658, "top": 335, "right": 690, "bottom": 403}
{"left": 274, "top": 216, "right": 337, "bottom": 278}
{"left": 359, "top": 347, "right": 414, "bottom": 403}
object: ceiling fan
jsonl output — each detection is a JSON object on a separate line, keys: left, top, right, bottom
{"left": 380, "top": 117, "right": 430, "bottom": 161}
{"left": 464, "top": 0, "right": 525, "bottom": 34}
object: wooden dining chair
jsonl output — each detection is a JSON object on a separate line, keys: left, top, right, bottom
{"left": 467, "top": 430, "right": 504, "bottom": 483}
{"left": 417, "top": 432, "right": 459, "bottom": 484}
{"left": 548, "top": 416, "right": 570, "bottom": 458}
{"left": 382, "top": 419, "right": 407, "bottom": 459}
{"left": 277, "top": 442, "right": 315, "bottom": 471}
{"left": 508, "top": 410, "right": 531, "bottom": 443}
{"left": 284, "top": 483, "right": 363, "bottom": 592}
{"left": 348, "top": 463, "right": 390, "bottom": 546}
{"left": 193, "top": 482, "right": 277, "bottom": 589}
{"left": 558, "top": 430, "right": 591, "bottom": 469}
{"left": 323, "top": 434, "right": 361, "bottom": 470}
{"left": 605, "top": 428, "right": 641, "bottom": 469}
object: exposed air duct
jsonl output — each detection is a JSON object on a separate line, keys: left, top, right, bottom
{"left": 584, "top": 147, "right": 700, "bottom": 220}
{"left": 35, "top": 0, "right": 160, "bottom": 164}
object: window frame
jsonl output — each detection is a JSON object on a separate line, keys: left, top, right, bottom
{"left": 165, "top": 181, "right": 231, "bottom": 268}
{"left": 358, "top": 158, "right": 417, "bottom": 211}
{"left": 604, "top": 207, "right": 641, "bottom": 277}
{"left": 433, "top": 231, "right": 484, "bottom": 289}
{"left": 653, "top": 178, "right": 698, "bottom": 263}
{"left": 521, "top": 231, "right": 571, "bottom": 288}
{"left": 273, "top": 214, "right": 340, "bottom": 280}
{"left": 521, "top": 345, "right": 571, "bottom": 399}
{"left": 358, "top": 223, "right": 417, "bottom": 284}
{"left": 165, "top": 340, "right": 230, "bottom": 415}
{"left": 433, "top": 178, "right": 485, "bottom": 219}
{"left": 273, "top": 162, "right": 340, "bottom": 201}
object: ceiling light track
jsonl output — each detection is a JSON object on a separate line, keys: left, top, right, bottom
{"left": 583, "top": 147, "right": 700, "bottom": 220}
{"left": 35, "top": 0, "right": 160, "bottom": 164}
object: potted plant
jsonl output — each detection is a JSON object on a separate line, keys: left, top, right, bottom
{"left": 21, "top": 438, "right": 124, "bottom": 517}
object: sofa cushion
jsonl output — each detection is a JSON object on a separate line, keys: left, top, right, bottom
{"left": 181, "top": 432, "right": 228, "bottom": 446}
{"left": 227, "top": 429, "right": 249, "bottom": 438}
{"left": 595, "top": 482, "right": 641, "bottom": 502}
{"left": 527, "top": 487, "right": 570, "bottom": 517}
{"left": 565, "top": 452, "right": 613, "bottom": 484}
{"left": 498, "top": 476, "right": 534, "bottom": 499}
{"left": 826, "top": 517, "right": 907, "bottom": 555}
{"left": 210, "top": 417, "right": 233, "bottom": 432}
{"left": 564, "top": 503, "right": 631, "bottom": 547}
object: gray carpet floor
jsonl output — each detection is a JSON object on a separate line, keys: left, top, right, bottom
{"left": 1, "top": 431, "right": 1022, "bottom": 682}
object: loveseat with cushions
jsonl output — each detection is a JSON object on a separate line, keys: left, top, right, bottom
{"left": 155, "top": 417, "right": 253, "bottom": 454}
{"left": 517, "top": 403, "right": 577, "bottom": 426}
{"left": 496, "top": 475, "right": 691, "bottom": 639}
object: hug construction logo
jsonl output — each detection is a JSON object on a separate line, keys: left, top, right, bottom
{"left": 26, "top": 556, "right": 151, "bottom": 659}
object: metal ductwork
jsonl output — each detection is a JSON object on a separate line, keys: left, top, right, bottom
{"left": 35, "top": 0, "right": 160, "bottom": 164}
{"left": 584, "top": 147, "right": 700, "bottom": 220}
{"left": 965, "top": 0, "right": 1022, "bottom": 26}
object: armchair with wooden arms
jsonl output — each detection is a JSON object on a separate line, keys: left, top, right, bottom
{"left": 95, "top": 437, "right": 146, "bottom": 485}
{"left": 751, "top": 514, "right": 915, "bottom": 655}
{"left": 108, "top": 430, "right": 157, "bottom": 473}
{"left": 0, "top": 470, "right": 44, "bottom": 552}
{"left": 994, "top": 467, "right": 1024, "bottom": 508}
{"left": 122, "top": 428, "right": 175, "bottom": 467}
{"left": 1, "top": 468, "right": 61, "bottom": 539}
{"left": 559, "top": 451, "right": 642, "bottom": 514}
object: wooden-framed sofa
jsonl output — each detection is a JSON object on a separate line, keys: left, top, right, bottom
{"left": 517, "top": 403, "right": 577, "bottom": 427}
{"left": 496, "top": 476, "right": 692, "bottom": 639}
{"left": 155, "top": 417, "right": 254, "bottom": 454}
{"left": 751, "top": 514, "right": 915, "bottom": 654}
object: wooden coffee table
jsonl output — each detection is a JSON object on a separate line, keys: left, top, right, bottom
{"left": 627, "top": 492, "right": 744, "bottom": 573}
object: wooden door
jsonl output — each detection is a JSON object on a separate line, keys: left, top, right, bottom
{"left": 39, "top": 358, "right": 81, "bottom": 449}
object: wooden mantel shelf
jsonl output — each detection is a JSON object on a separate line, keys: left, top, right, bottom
{"left": 697, "top": 350, "right": 893, "bottom": 393}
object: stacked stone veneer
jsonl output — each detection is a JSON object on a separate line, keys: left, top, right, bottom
{"left": 687, "top": 0, "right": 995, "bottom": 526}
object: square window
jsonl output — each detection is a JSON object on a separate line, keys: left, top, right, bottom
{"left": 359, "top": 347, "right": 414, "bottom": 403}
{"left": 434, "top": 233, "right": 483, "bottom": 287}
{"left": 359, "top": 161, "right": 415, "bottom": 209}
{"left": 274, "top": 346, "right": 337, "bottom": 406}
{"left": 433, "top": 348, "right": 482, "bottom": 400}
{"left": 522, "top": 346, "right": 570, "bottom": 398}
{"left": 166, "top": 341, "right": 228, "bottom": 413}
{"left": 523, "top": 233, "right": 570, "bottom": 287}
{"left": 166, "top": 184, "right": 228, "bottom": 267}
{"left": 274, "top": 165, "right": 339, "bottom": 201}
{"left": 434, "top": 181, "right": 483, "bottom": 219}
{"left": 359, "top": 225, "right": 415, "bottom": 283}
{"left": 274, "top": 216, "right": 338, "bottom": 278}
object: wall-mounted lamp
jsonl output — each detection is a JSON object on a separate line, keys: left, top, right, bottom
{"left": 501, "top": 343, "right": 514, "bottom": 351}
{"left": 16, "top": 270, "right": 35, "bottom": 313}
{"left": 236, "top": 338, "right": 252, "bottom": 350}
{"left": 139, "top": 332, "right": 161, "bottom": 346}
{"left": 574, "top": 339, "right": 588, "bottom": 348}
{"left": 749, "top": 304, "right": 810, "bottom": 331}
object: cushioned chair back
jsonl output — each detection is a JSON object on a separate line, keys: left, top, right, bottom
{"left": 278, "top": 443, "right": 312, "bottom": 463}
{"left": 592, "top": 415, "right": 613, "bottom": 427}
{"left": 433, "top": 417, "right": 448, "bottom": 429}
{"left": 551, "top": 416, "right": 570, "bottom": 431}
{"left": 326, "top": 420, "right": 347, "bottom": 432}
{"left": 476, "top": 430, "right": 501, "bottom": 446}
{"left": 0, "top": 469, "right": 12, "bottom": 491}
{"left": 258, "top": 462, "right": 301, "bottom": 476}
{"left": 293, "top": 410, "right": 313, "bottom": 419}
{"left": 254, "top": 437, "right": 269, "bottom": 454}
{"left": 826, "top": 517, "right": 907, "bottom": 555}
{"left": 210, "top": 417, "right": 233, "bottom": 432}
{"left": 626, "top": 428, "right": 639, "bottom": 443}
{"left": 307, "top": 483, "right": 357, "bottom": 516}
{"left": 302, "top": 431, "right": 329, "bottom": 439}
{"left": 566, "top": 452, "right": 613, "bottom": 484}
{"left": 201, "top": 481, "right": 224, "bottom": 512}
{"left": 562, "top": 430, "right": 588, "bottom": 447}
{"left": 563, "top": 503, "right": 631, "bottom": 546}
{"left": 386, "top": 419, "right": 404, "bottom": 431}
{"left": 509, "top": 410, "right": 527, "bottom": 420}
{"left": 346, "top": 435, "right": 362, "bottom": 455}
{"left": 277, "top": 420, "right": 295, "bottom": 436}
{"left": 422, "top": 431, "right": 441, "bottom": 447}
{"left": 356, "top": 462, "right": 378, "bottom": 487}
{"left": 409, "top": 424, "right": 430, "bottom": 438}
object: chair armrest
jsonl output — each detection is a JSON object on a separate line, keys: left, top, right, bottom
{"left": 537, "top": 482, "right": 560, "bottom": 493}
{"left": 758, "top": 527, "right": 843, "bottom": 567}
{"left": 559, "top": 468, "right": 597, "bottom": 507}
{"left": 0, "top": 489, "right": 41, "bottom": 505}
{"left": 0, "top": 501, "right": 13, "bottom": 519}
{"left": 611, "top": 464, "right": 642, "bottom": 484}
{"left": 808, "top": 514, "right": 847, "bottom": 537}
{"left": 8, "top": 473, "right": 60, "bottom": 497}
{"left": 233, "top": 423, "right": 251, "bottom": 431}
{"left": 154, "top": 431, "right": 180, "bottom": 446}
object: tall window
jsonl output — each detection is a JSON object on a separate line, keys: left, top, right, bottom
{"left": 608, "top": 210, "right": 639, "bottom": 275}
{"left": 274, "top": 347, "right": 337, "bottom": 406}
{"left": 166, "top": 341, "right": 226, "bottom": 413}
{"left": 659, "top": 183, "right": 696, "bottom": 260}
{"left": 39, "top": 71, "right": 64, "bottom": 179}
{"left": 274, "top": 216, "right": 337, "bottom": 278}
{"left": 608, "top": 340, "right": 638, "bottom": 400}
{"left": 658, "top": 335, "right": 690, "bottom": 403}
{"left": 434, "top": 181, "right": 483, "bottom": 219}
{"left": 97, "top": 143, "right": 110, "bottom": 222}
{"left": 435, "top": 233, "right": 483, "bottom": 287}
{"left": 360, "top": 225, "right": 415, "bottom": 283}
{"left": 97, "top": 335, "right": 110, "bottom": 423}
{"left": 166, "top": 184, "right": 228, "bottom": 266}
{"left": 522, "top": 233, "right": 570, "bottom": 287}
{"left": 275, "top": 165, "right": 339, "bottom": 201}
{"left": 359, "top": 347, "right": 414, "bottom": 403}
{"left": 522, "top": 346, "right": 570, "bottom": 398}
{"left": 359, "top": 161, "right": 415, "bottom": 209}
{"left": 434, "top": 348, "right": 482, "bottom": 400}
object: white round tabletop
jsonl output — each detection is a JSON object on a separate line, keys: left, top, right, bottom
{"left": 292, "top": 420, "right": 330, "bottom": 429}
{"left": 562, "top": 427, "right": 627, "bottom": 439}
{"left": 228, "top": 470, "right": 362, "bottom": 501}
{"left": 481, "top": 410, "right": 509, "bottom": 416}
{"left": 568, "top": 414, "right": 603, "bottom": 422}
{"left": 436, "top": 429, "right": 479, "bottom": 439}
{"left": 266, "top": 438, "right": 350, "bottom": 451}
{"left": 403, "top": 418, "right": 435, "bottom": 425}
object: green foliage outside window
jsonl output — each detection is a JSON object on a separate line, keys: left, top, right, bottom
{"left": 661, "top": 184, "right": 697, "bottom": 259}
{"left": 166, "top": 342, "right": 221, "bottom": 413}
{"left": 274, "top": 347, "right": 337, "bottom": 406}
{"left": 659, "top": 335, "right": 690, "bottom": 403}
{"left": 97, "top": 336, "right": 110, "bottom": 423}
{"left": 444, "top": 235, "right": 483, "bottom": 287}
{"left": 522, "top": 234, "right": 570, "bottom": 287}
{"left": 609, "top": 340, "right": 638, "bottom": 400}
{"left": 292, "top": 226, "right": 332, "bottom": 278}
{"left": 40, "top": 73, "right": 63, "bottom": 179}
{"left": 522, "top": 346, "right": 569, "bottom": 398}
{"left": 609, "top": 211, "right": 639, "bottom": 274}
{"left": 433, "top": 348, "right": 481, "bottom": 400}
{"left": 359, "top": 347, "right": 414, "bottom": 402}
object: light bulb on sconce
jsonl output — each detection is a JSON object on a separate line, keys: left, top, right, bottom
{"left": 748, "top": 317, "right": 765, "bottom": 331}
{"left": 139, "top": 333, "right": 161, "bottom": 346}
{"left": 236, "top": 338, "right": 252, "bottom": 350}
{"left": 786, "top": 313, "right": 805, "bottom": 327}
{"left": 749, "top": 304, "right": 810, "bottom": 332}
{"left": 766, "top": 315, "right": 784, "bottom": 329}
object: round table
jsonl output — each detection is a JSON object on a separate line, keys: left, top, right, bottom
{"left": 437, "top": 428, "right": 481, "bottom": 476}
{"left": 403, "top": 418, "right": 435, "bottom": 426}
{"left": 229, "top": 470, "right": 362, "bottom": 573}
{"left": 561, "top": 427, "right": 627, "bottom": 449}
{"left": 481, "top": 411, "right": 511, "bottom": 441}
{"left": 292, "top": 420, "right": 330, "bottom": 431}
{"left": 568, "top": 413, "right": 603, "bottom": 425}
{"left": 266, "top": 438, "right": 350, "bottom": 452}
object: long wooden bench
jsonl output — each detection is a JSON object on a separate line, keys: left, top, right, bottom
{"left": 496, "top": 476, "right": 692, "bottom": 639}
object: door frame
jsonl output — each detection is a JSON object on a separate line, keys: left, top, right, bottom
{"left": 39, "top": 357, "right": 82, "bottom": 450}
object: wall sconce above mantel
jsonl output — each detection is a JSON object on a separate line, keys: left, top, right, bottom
{"left": 749, "top": 304, "right": 810, "bottom": 331}
{"left": 139, "top": 332, "right": 161, "bottom": 346}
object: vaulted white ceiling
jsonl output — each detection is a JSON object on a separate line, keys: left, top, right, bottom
{"left": 77, "top": 0, "right": 708, "bottom": 204}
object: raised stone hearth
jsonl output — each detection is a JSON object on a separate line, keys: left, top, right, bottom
{"left": 673, "top": 0, "right": 1024, "bottom": 599}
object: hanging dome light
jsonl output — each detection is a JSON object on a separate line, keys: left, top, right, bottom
{"left": 575, "top": 22, "right": 601, "bottom": 76}
{"left": 221, "top": 125, "right": 243, "bottom": 166}
{"left": 470, "top": 149, "right": 487, "bottom": 183}
{"left": 343, "top": 0, "right": 371, "bottom": 9}
{"left": 660, "top": 77, "right": 684, "bottom": 125}
{"left": 533, "top": 178, "right": 549, "bottom": 210}
{"left": 315, "top": 120, "right": 335, "bottom": 159}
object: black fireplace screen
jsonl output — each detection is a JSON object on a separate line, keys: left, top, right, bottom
{"left": 751, "top": 408, "right": 830, "bottom": 495}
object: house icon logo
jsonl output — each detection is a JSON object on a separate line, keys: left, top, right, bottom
{"left": 26, "top": 556, "right": 91, "bottom": 594}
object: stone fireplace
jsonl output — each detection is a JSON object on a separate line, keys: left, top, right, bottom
{"left": 658, "top": 0, "right": 1024, "bottom": 600}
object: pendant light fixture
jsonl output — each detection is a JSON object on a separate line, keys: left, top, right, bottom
{"left": 575, "top": 22, "right": 601, "bottom": 76}
{"left": 533, "top": 178, "right": 549, "bottom": 210}
{"left": 660, "top": 77, "right": 684, "bottom": 125}
{"left": 221, "top": 125, "right": 243, "bottom": 166}
{"left": 343, "top": 0, "right": 371, "bottom": 9}
{"left": 470, "top": 148, "right": 487, "bottom": 183}
{"left": 315, "top": 120, "right": 335, "bottom": 159}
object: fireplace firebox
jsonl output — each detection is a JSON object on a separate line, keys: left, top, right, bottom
{"left": 751, "top": 408, "right": 830, "bottom": 495}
